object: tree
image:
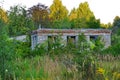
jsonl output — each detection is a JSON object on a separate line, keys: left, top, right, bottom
{"left": 69, "top": 8, "right": 77, "bottom": 20}
{"left": 0, "top": 8, "right": 8, "bottom": 23}
{"left": 69, "top": 7, "right": 88, "bottom": 28}
{"left": 77, "top": 2, "right": 94, "bottom": 20}
{"left": 28, "top": 3, "right": 50, "bottom": 28}
{"left": 112, "top": 16, "right": 120, "bottom": 34}
{"left": 74, "top": 2, "right": 100, "bottom": 28}
{"left": 87, "top": 17, "right": 100, "bottom": 28}
{"left": 109, "top": 16, "right": 120, "bottom": 46}
{"left": 75, "top": 18, "right": 88, "bottom": 28}
{"left": 49, "top": 0, "right": 69, "bottom": 28}
{"left": 51, "top": 17, "right": 71, "bottom": 29}
{"left": 113, "top": 16, "right": 120, "bottom": 27}
{"left": 101, "top": 22, "right": 112, "bottom": 29}
{"left": 49, "top": 0, "right": 68, "bottom": 21}
{"left": 8, "top": 5, "right": 34, "bottom": 36}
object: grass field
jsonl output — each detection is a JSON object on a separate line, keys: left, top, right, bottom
{"left": 3, "top": 54, "right": 119, "bottom": 80}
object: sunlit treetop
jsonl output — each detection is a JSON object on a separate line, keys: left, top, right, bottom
{"left": 49, "top": 0, "right": 68, "bottom": 20}
{"left": 77, "top": 2, "right": 94, "bottom": 20}
{"left": 69, "top": 8, "right": 77, "bottom": 20}
{"left": 0, "top": 7, "right": 8, "bottom": 23}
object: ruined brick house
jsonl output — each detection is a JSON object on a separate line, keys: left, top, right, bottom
{"left": 31, "top": 29, "right": 111, "bottom": 49}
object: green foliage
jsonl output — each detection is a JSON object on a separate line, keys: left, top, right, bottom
{"left": 13, "top": 57, "right": 48, "bottom": 79}
{"left": 47, "top": 35, "right": 64, "bottom": 55}
{"left": 0, "top": 19, "right": 14, "bottom": 80}
{"left": 102, "top": 37, "right": 120, "bottom": 56}
{"left": 101, "top": 16, "right": 120, "bottom": 56}
{"left": 112, "top": 34, "right": 120, "bottom": 45}
{"left": 32, "top": 41, "right": 48, "bottom": 56}
{"left": 32, "top": 35, "right": 65, "bottom": 56}
{"left": 113, "top": 16, "right": 120, "bottom": 27}
{"left": 93, "top": 37, "right": 104, "bottom": 52}
{"left": 74, "top": 52, "right": 96, "bottom": 80}
{"left": 73, "top": 18, "right": 88, "bottom": 28}
{"left": 51, "top": 18, "right": 71, "bottom": 29}
{"left": 69, "top": 2, "right": 100, "bottom": 28}
{"left": 14, "top": 40, "right": 30, "bottom": 58}
{"left": 103, "top": 43, "right": 120, "bottom": 56}
{"left": 112, "top": 16, "right": 120, "bottom": 35}
{"left": 8, "top": 5, "right": 34, "bottom": 36}
{"left": 77, "top": 34, "right": 89, "bottom": 53}
{"left": 101, "top": 22, "right": 112, "bottom": 29}
{"left": 87, "top": 17, "right": 100, "bottom": 28}
{"left": 0, "top": 1, "right": 120, "bottom": 80}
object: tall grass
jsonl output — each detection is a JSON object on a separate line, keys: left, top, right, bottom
{"left": 95, "top": 54, "right": 120, "bottom": 80}
{"left": 12, "top": 54, "right": 79, "bottom": 80}
{"left": 1, "top": 53, "right": 119, "bottom": 80}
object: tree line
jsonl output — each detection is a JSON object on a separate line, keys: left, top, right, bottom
{"left": 0, "top": 0, "right": 118, "bottom": 37}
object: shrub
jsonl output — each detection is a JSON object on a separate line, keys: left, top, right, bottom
{"left": 0, "top": 19, "right": 15, "bottom": 80}
{"left": 13, "top": 40, "right": 31, "bottom": 58}
{"left": 74, "top": 52, "right": 97, "bottom": 80}
{"left": 103, "top": 43, "right": 120, "bottom": 56}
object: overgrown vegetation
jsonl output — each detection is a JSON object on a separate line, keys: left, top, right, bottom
{"left": 0, "top": 0, "right": 120, "bottom": 80}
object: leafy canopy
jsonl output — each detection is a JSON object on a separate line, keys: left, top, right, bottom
{"left": 77, "top": 2, "right": 94, "bottom": 20}
{"left": 69, "top": 2, "right": 100, "bottom": 28}
{"left": 28, "top": 3, "right": 50, "bottom": 28}
{"left": 49, "top": 0, "right": 68, "bottom": 21}
{"left": 69, "top": 8, "right": 77, "bottom": 20}
{"left": 8, "top": 5, "right": 34, "bottom": 36}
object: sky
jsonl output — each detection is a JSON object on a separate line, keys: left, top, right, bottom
{"left": 1, "top": 0, "right": 120, "bottom": 24}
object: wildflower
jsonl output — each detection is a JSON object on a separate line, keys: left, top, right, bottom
{"left": 117, "top": 73, "right": 120, "bottom": 79}
{"left": 105, "top": 77, "right": 108, "bottom": 80}
{"left": 113, "top": 72, "right": 117, "bottom": 76}
{"left": 112, "top": 72, "right": 118, "bottom": 80}
{"left": 5, "top": 69, "right": 8, "bottom": 72}
{"left": 96, "top": 67, "right": 105, "bottom": 74}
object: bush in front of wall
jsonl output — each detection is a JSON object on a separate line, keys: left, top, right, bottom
{"left": 102, "top": 43, "right": 120, "bottom": 56}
